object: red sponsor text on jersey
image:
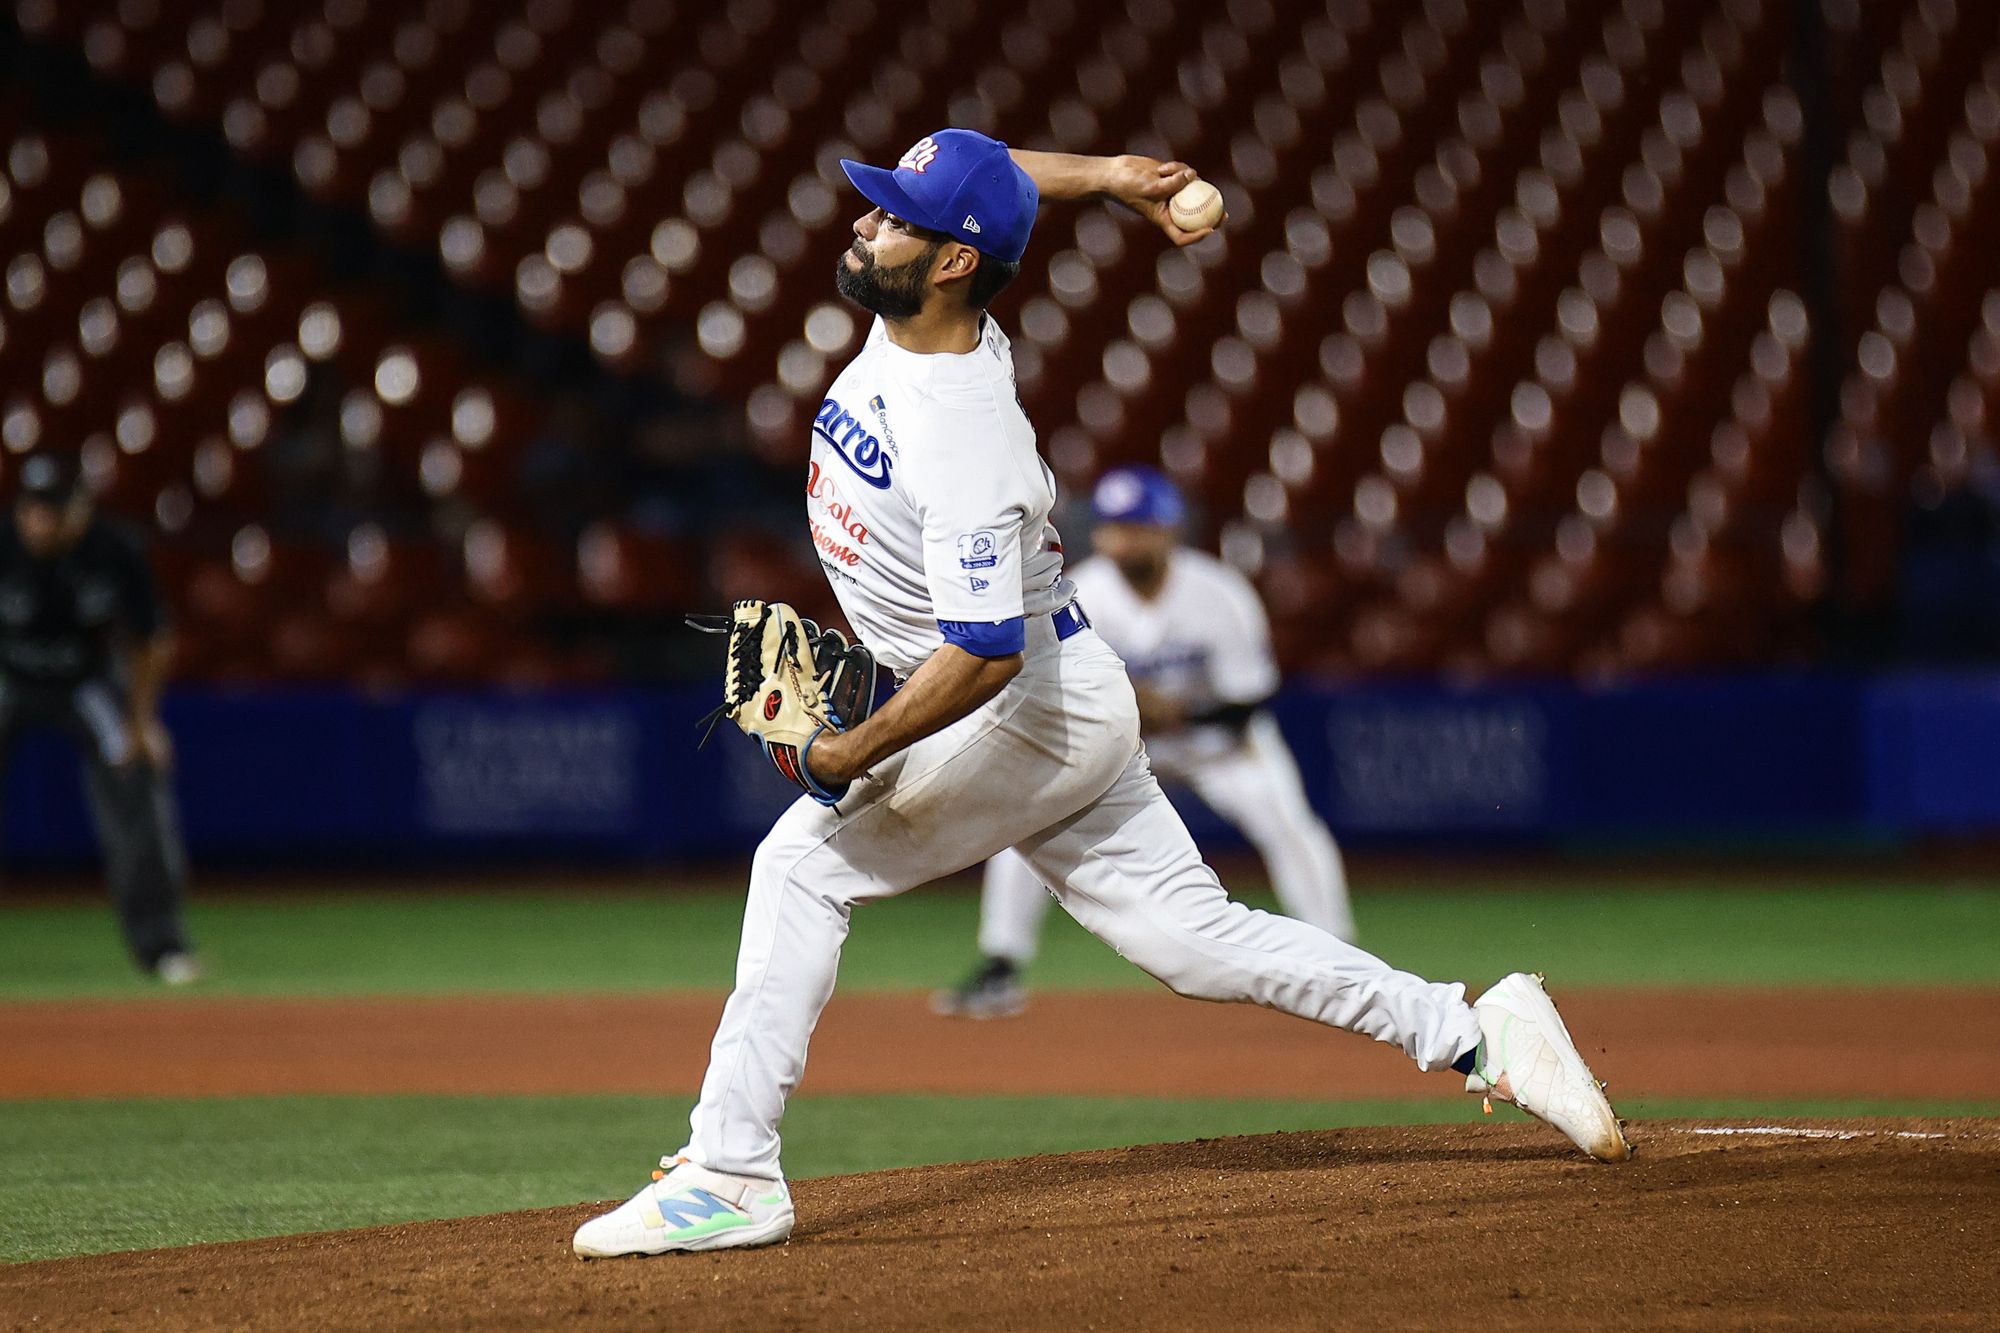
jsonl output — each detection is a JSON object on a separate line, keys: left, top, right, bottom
{"left": 810, "top": 518, "right": 862, "bottom": 567}
{"left": 807, "top": 460, "right": 871, "bottom": 546}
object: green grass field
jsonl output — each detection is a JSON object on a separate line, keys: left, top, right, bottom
{"left": 4, "top": 876, "right": 1997, "bottom": 1264}
{"left": 5, "top": 876, "right": 1998, "bottom": 999}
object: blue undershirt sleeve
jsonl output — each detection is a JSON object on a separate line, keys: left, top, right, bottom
{"left": 938, "top": 617, "right": 1026, "bottom": 657}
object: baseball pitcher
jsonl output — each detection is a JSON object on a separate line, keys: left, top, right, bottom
{"left": 575, "top": 132, "right": 1628, "bottom": 1260}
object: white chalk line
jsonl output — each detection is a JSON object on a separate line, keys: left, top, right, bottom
{"left": 1675, "top": 1126, "right": 1946, "bottom": 1141}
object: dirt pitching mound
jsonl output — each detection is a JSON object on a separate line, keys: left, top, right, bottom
{"left": 6, "top": 1120, "right": 1995, "bottom": 1332}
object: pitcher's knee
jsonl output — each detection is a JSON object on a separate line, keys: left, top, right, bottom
{"left": 747, "top": 837, "right": 790, "bottom": 893}
{"left": 1154, "top": 964, "right": 1242, "bottom": 1004}
{"left": 1115, "top": 926, "right": 1252, "bottom": 1005}
{"left": 748, "top": 822, "right": 837, "bottom": 904}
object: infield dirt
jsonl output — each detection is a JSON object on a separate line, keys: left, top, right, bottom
{"left": 6, "top": 986, "right": 1998, "bottom": 1327}
{"left": 5, "top": 985, "right": 1997, "bottom": 1099}
{"left": 5, "top": 1119, "right": 1994, "bottom": 1331}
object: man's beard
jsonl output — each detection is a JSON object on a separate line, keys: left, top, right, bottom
{"left": 1113, "top": 554, "right": 1168, "bottom": 591}
{"left": 834, "top": 239, "right": 938, "bottom": 319}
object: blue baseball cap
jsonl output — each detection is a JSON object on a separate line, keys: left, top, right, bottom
{"left": 1092, "top": 466, "right": 1185, "bottom": 527}
{"left": 840, "top": 130, "right": 1039, "bottom": 264}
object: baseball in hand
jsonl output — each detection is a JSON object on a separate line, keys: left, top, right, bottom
{"left": 1168, "top": 179, "right": 1224, "bottom": 231}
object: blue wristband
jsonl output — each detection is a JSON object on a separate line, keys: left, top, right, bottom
{"left": 794, "top": 725, "right": 848, "bottom": 807}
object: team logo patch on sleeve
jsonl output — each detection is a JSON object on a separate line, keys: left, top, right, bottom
{"left": 957, "top": 531, "right": 998, "bottom": 569}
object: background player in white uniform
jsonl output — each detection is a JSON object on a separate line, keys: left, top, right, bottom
{"left": 936, "top": 465, "right": 1353, "bottom": 1019}
{"left": 573, "top": 130, "right": 1628, "bottom": 1260}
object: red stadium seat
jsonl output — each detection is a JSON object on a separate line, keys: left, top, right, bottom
{"left": 8, "top": 0, "right": 2000, "bottom": 683}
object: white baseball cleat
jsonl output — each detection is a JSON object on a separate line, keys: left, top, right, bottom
{"left": 1464, "top": 972, "right": 1632, "bottom": 1163}
{"left": 573, "top": 1156, "right": 795, "bottom": 1258}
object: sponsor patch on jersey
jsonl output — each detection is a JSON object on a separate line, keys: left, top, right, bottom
{"left": 968, "top": 576, "right": 989, "bottom": 594}
{"left": 867, "top": 395, "right": 899, "bottom": 457}
{"left": 813, "top": 397, "right": 894, "bottom": 489}
{"left": 957, "top": 531, "right": 998, "bottom": 569}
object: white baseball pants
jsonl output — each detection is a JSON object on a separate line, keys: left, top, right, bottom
{"left": 977, "top": 711, "right": 1355, "bottom": 963}
{"left": 683, "top": 620, "right": 1480, "bottom": 1179}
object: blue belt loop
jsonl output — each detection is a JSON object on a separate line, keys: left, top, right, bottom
{"left": 1053, "top": 600, "right": 1090, "bottom": 641}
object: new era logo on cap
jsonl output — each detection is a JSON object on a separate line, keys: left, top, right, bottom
{"left": 842, "top": 129, "right": 1040, "bottom": 263}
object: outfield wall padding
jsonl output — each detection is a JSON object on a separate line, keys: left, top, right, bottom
{"left": 3, "top": 674, "right": 1991, "bottom": 867}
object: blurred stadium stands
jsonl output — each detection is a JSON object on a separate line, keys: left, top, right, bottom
{"left": 3, "top": 0, "right": 1999, "bottom": 684}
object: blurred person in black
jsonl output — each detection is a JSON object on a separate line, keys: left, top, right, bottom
{"left": 1, "top": 452, "right": 200, "bottom": 983}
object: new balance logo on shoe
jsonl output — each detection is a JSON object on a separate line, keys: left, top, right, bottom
{"left": 574, "top": 1160, "right": 794, "bottom": 1256}
{"left": 652, "top": 1187, "right": 745, "bottom": 1231}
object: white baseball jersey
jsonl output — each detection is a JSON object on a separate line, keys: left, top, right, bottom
{"left": 806, "top": 315, "right": 1071, "bottom": 674}
{"left": 1068, "top": 548, "right": 1280, "bottom": 771}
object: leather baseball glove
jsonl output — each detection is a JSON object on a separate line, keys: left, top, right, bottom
{"left": 689, "top": 600, "right": 879, "bottom": 805}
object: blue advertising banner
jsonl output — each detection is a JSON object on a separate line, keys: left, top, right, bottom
{"left": 1, "top": 673, "right": 1993, "bottom": 869}
{"left": 1317, "top": 694, "right": 1551, "bottom": 832}
{"left": 1864, "top": 672, "right": 2000, "bottom": 833}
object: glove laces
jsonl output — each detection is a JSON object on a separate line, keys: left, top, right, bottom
{"left": 689, "top": 604, "right": 772, "bottom": 745}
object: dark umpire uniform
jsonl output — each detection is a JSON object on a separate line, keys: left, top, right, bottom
{"left": 1, "top": 453, "right": 199, "bottom": 981}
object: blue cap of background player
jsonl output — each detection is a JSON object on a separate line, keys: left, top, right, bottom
{"left": 840, "top": 130, "right": 1039, "bottom": 264}
{"left": 1092, "top": 466, "right": 1185, "bottom": 527}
